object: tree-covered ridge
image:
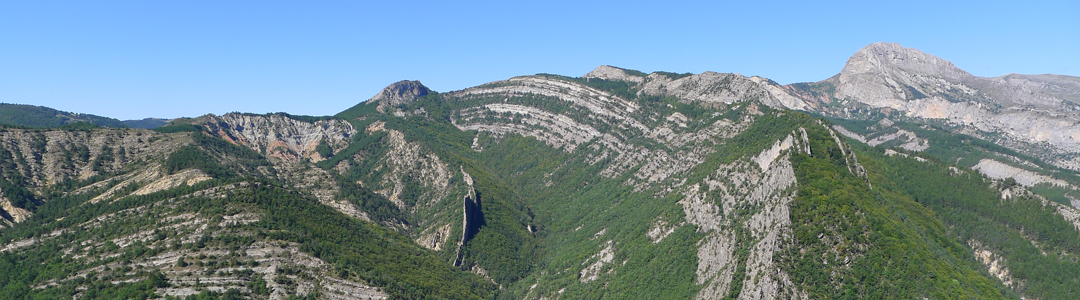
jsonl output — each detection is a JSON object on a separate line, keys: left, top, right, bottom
{"left": 862, "top": 147, "right": 1080, "bottom": 299}
{"left": 783, "top": 122, "right": 1012, "bottom": 299}
{"left": 0, "top": 103, "right": 127, "bottom": 128}
{"left": 827, "top": 115, "right": 1080, "bottom": 208}
{"left": 122, "top": 118, "right": 169, "bottom": 129}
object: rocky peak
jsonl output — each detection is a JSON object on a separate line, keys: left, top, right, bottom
{"left": 842, "top": 42, "right": 970, "bottom": 81}
{"left": 372, "top": 80, "right": 431, "bottom": 114}
{"left": 583, "top": 65, "right": 645, "bottom": 84}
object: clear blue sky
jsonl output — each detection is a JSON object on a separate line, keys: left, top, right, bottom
{"left": 2, "top": 1, "right": 1077, "bottom": 120}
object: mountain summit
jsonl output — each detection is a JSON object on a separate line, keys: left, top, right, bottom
{"left": 843, "top": 42, "right": 970, "bottom": 80}
{"left": 370, "top": 80, "right": 431, "bottom": 115}
{"left": 784, "top": 42, "right": 1080, "bottom": 171}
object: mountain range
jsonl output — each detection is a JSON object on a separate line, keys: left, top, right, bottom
{"left": 1, "top": 42, "right": 1079, "bottom": 299}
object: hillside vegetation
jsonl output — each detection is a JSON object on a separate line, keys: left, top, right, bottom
{"left": 2, "top": 59, "right": 1080, "bottom": 299}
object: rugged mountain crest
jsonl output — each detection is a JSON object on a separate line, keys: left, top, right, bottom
{"left": 371, "top": 80, "right": 431, "bottom": 116}
{"left": 781, "top": 43, "right": 1080, "bottom": 174}
{"left": 844, "top": 42, "right": 970, "bottom": 80}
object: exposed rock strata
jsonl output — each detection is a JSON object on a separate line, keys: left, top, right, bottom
{"left": 791, "top": 42, "right": 1080, "bottom": 171}
{"left": 200, "top": 113, "right": 355, "bottom": 165}
{"left": 450, "top": 75, "right": 755, "bottom": 192}
{"left": 973, "top": 159, "right": 1072, "bottom": 188}
{"left": 364, "top": 121, "right": 453, "bottom": 209}
{"left": 680, "top": 130, "right": 815, "bottom": 300}
{"left": 0, "top": 128, "right": 194, "bottom": 226}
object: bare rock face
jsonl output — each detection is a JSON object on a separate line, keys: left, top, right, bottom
{"left": 838, "top": 42, "right": 970, "bottom": 98}
{"left": 972, "top": 159, "right": 1071, "bottom": 188}
{"left": 680, "top": 127, "right": 826, "bottom": 300}
{"left": 781, "top": 42, "right": 1080, "bottom": 172}
{"left": 370, "top": 80, "right": 431, "bottom": 115}
{"left": 201, "top": 113, "right": 355, "bottom": 165}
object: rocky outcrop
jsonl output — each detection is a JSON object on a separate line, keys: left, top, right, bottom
{"left": 968, "top": 240, "right": 1017, "bottom": 289}
{"left": 832, "top": 121, "right": 929, "bottom": 152}
{"left": 832, "top": 42, "right": 972, "bottom": 109}
{"left": 454, "top": 76, "right": 644, "bottom": 128}
{"left": 370, "top": 80, "right": 431, "bottom": 116}
{"left": 200, "top": 113, "right": 355, "bottom": 165}
{"left": 415, "top": 223, "right": 453, "bottom": 251}
{"left": 455, "top": 103, "right": 603, "bottom": 152}
{"left": 645, "top": 218, "right": 677, "bottom": 244}
{"left": 6, "top": 181, "right": 388, "bottom": 300}
{"left": 0, "top": 198, "right": 31, "bottom": 228}
{"left": 364, "top": 121, "right": 453, "bottom": 209}
{"left": 453, "top": 168, "right": 479, "bottom": 267}
{"left": 89, "top": 165, "right": 211, "bottom": 204}
{"left": 973, "top": 159, "right": 1072, "bottom": 188}
{"left": 680, "top": 129, "right": 817, "bottom": 300}
{"left": 993, "top": 74, "right": 1080, "bottom": 105}
{"left": 782, "top": 42, "right": 1080, "bottom": 172}
{"left": 579, "top": 240, "right": 614, "bottom": 283}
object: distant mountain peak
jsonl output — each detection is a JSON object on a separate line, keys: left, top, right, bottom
{"left": 371, "top": 80, "right": 430, "bottom": 105}
{"left": 842, "top": 42, "right": 970, "bottom": 80}
{"left": 370, "top": 80, "right": 431, "bottom": 114}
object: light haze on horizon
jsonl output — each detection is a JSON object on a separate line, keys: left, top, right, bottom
{"left": 2, "top": 1, "right": 1077, "bottom": 120}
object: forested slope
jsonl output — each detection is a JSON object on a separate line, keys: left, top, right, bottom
{"left": 1, "top": 64, "right": 1079, "bottom": 299}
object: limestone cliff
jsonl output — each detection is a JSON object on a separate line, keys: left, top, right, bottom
{"left": 787, "top": 42, "right": 1080, "bottom": 172}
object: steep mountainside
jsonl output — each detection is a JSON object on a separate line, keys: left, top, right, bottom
{"left": 785, "top": 43, "right": 1080, "bottom": 175}
{"left": 2, "top": 43, "right": 1080, "bottom": 299}
{"left": 332, "top": 73, "right": 1080, "bottom": 299}
{"left": 0, "top": 103, "right": 127, "bottom": 128}
{"left": 0, "top": 123, "right": 494, "bottom": 299}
